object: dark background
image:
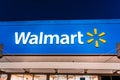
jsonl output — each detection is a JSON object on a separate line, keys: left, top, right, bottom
{"left": 0, "top": 0, "right": 120, "bottom": 21}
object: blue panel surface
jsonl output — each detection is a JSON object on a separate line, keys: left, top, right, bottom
{"left": 0, "top": 20, "right": 120, "bottom": 55}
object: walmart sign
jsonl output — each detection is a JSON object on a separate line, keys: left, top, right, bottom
{"left": 15, "top": 32, "right": 84, "bottom": 45}
{"left": 0, "top": 20, "right": 120, "bottom": 55}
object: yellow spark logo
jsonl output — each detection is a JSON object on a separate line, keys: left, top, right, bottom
{"left": 87, "top": 28, "right": 106, "bottom": 48}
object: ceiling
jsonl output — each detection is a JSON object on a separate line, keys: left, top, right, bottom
{"left": 0, "top": 55, "right": 119, "bottom": 62}
{"left": 0, "top": 55, "right": 120, "bottom": 74}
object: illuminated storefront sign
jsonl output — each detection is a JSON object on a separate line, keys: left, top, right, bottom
{"left": 0, "top": 20, "right": 120, "bottom": 55}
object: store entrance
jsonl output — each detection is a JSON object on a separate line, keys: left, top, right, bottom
{"left": 7, "top": 74, "right": 120, "bottom": 80}
{"left": 10, "top": 74, "right": 98, "bottom": 80}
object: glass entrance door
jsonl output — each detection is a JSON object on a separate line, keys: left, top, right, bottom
{"left": 11, "top": 74, "right": 33, "bottom": 80}
{"left": 68, "top": 75, "right": 98, "bottom": 80}
{"left": 11, "top": 74, "right": 46, "bottom": 80}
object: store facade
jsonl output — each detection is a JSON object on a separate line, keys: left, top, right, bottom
{"left": 0, "top": 20, "right": 120, "bottom": 80}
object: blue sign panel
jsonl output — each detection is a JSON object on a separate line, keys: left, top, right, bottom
{"left": 0, "top": 20, "right": 120, "bottom": 55}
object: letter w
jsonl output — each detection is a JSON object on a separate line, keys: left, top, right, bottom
{"left": 15, "top": 32, "right": 31, "bottom": 44}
